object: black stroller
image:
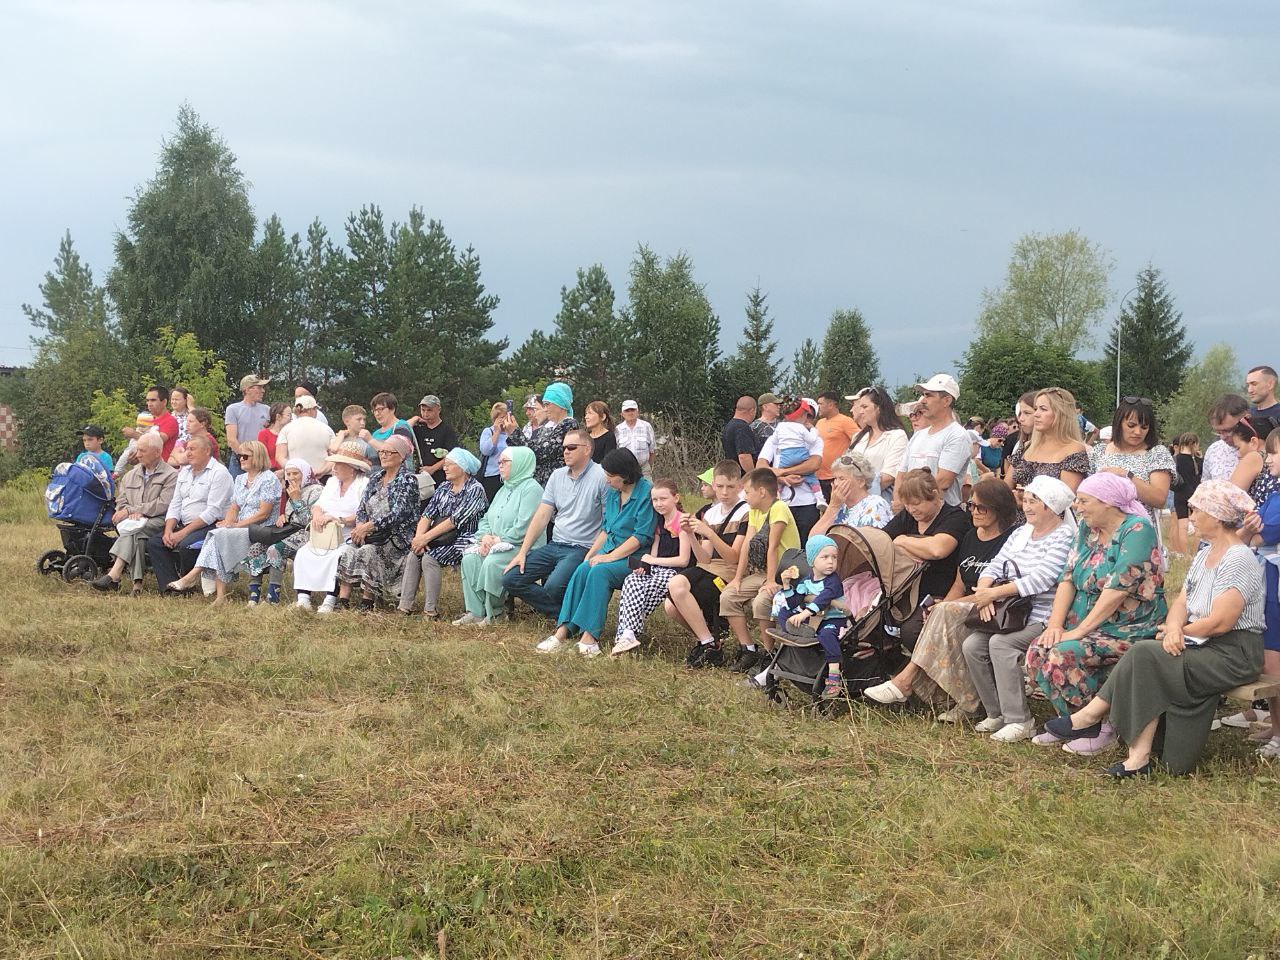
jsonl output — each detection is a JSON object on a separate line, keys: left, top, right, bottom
{"left": 38, "top": 458, "right": 117, "bottom": 583}
{"left": 762, "top": 524, "right": 926, "bottom": 703}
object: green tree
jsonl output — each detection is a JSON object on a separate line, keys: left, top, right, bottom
{"left": 619, "top": 246, "right": 721, "bottom": 422}
{"left": 1103, "top": 265, "right": 1193, "bottom": 405}
{"left": 247, "top": 214, "right": 305, "bottom": 381}
{"left": 549, "top": 264, "right": 620, "bottom": 405}
{"left": 19, "top": 233, "right": 126, "bottom": 468}
{"left": 977, "top": 229, "right": 1114, "bottom": 353}
{"left": 107, "top": 104, "right": 257, "bottom": 373}
{"left": 718, "top": 286, "right": 784, "bottom": 412}
{"left": 818, "top": 308, "right": 881, "bottom": 394}
{"left": 506, "top": 330, "right": 564, "bottom": 387}
{"left": 1159, "top": 344, "right": 1240, "bottom": 446}
{"left": 786, "top": 338, "right": 822, "bottom": 397}
{"left": 296, "top": 218, "right": 349, "bottom": 388}
{"left": 957, "top": 332, "right": 1109, "bottom": 425}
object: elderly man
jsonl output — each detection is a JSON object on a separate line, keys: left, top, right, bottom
{"left": 146, "top": 435, "right": 233, "bottom": 593}
{"left": 224, "top": 374, "right": 271, "bottom": 477}
{"left": 894, "top": 373, "right": 971, "bottom": 507}
{"left": 277, "top": 393, "right": 335, "bottom": 474}
{"left": 615, "top": 400, "right": 656, "bottom": 474}
{"left": 408, "top": 394, "right": 459, "bottom": 479}
{"left": 751, "top": 392, "right": 782, "bottom": 445}
{"left": 1247, "top": 365, "right": 1280, "bottom": 420}
{"left": 90, "top": 433, "right": 178, "bottom": 594}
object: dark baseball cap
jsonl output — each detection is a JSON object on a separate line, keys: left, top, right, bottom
{"left": 77, "top": 425, "right": 105, "bottom": 439}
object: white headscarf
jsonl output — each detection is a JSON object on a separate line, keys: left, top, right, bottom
{"left": 1024, "top": 475, "right": 1075, "bottom": 517}
{"left": 285, "top": 457, "right": 315, "bottom": 486}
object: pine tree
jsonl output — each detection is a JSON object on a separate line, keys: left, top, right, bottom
{"left": 720, "top": 286, "right": 784, "bottom": 403}
{"left": 786, "top": 338, "right": 822, "bottom": 397}
{"left": 247, "top": 214, "right": 304, "bottom": 380}
{"left": 1103, "top": 265, "right": 1194, "bottom": 404}
{"left": 818, "top": 308, "right": 881, "bottom": 394}
{"left": 552, "top": 264, "right": 620, "bottom": 405}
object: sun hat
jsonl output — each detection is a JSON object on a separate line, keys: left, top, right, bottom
{"left": 325, "top": 441, "right": 372, "bottom": 471}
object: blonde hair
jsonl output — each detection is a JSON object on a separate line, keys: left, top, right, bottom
{"left": 897, "top": 468, "right": 940, "bottom": 504}
{"left": 239, "top": 440, "right": 272, "bottom": 474}
{"left": 1027, "top": 387, "right": 1083, "bottom": 456}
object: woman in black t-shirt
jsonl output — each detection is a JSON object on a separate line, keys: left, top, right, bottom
{"left": 881, "top": 470, "right": 974, "bottom": 601}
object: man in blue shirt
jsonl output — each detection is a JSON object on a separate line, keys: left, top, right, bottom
{"left": 502, "top": 427, "right": 607, "bottom": 618}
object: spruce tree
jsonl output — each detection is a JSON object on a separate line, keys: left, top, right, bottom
{"left": 553, "top": 264, "right": 619, "bottom": 406}
{"left": 721, "top": 286, "right": 783, "bottom": 400}
{"left": 786, "top": 338, "right": 822, "bottom": 397}
{"left": 1103, "top": 265, "right": 1194, "bottom": 404}
{"left": 818, "top": 308, "right": 881, "bottom": 395}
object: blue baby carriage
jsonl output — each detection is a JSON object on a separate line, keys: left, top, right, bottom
{"left": 38, "top": 457, "right": 117, "bottom": 582}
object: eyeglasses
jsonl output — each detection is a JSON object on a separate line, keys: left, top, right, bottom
{"left": 1121, "top": 396, "right": 1154, "bottom": 408}
{"left": 562, "top": 444, "right": 583, "bottom": 452}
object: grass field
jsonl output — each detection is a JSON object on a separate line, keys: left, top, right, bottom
{"left": 3, "top": 480, "right": 1280, "bottom": 959}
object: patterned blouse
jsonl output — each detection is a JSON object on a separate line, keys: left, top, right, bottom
{"left": 1060, "top": 515, "right": 1166, "bottom": 641}
{"left": 506, "top": 416, "right": 580, "bottom": 487}
{"left": 1088, "top": 443, "right": 1177, "bottom": 523}
{"left": 357, "top": 466, "right": 420, "bottom": 552}
{"left": 232, "top": 470, "right": 282, "bottom": 520}
{"left": 1009, "top": 440, "right": 1091, "bottom": 489}
{"left": 830, "top": 494, "right": 893, "bottom": 529}
{"left": 421, "top": 476, "right": 490, "bottom": 566}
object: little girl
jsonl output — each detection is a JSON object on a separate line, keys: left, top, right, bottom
{"left": 774, "top": 534, "right": 848, "bottom": 698}
{"left": 771, "top": 399, "right": 823, "bottom": 502}
{"left": 611, "top": 479, "right": 692, "bottom": 655}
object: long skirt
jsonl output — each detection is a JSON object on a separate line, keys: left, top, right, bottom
{"left": 337, "top": 540, "right": 409, "bottom": 603}
{"left": 558, "top": 557, "right": 631, "bottom": 639}
{"left": 1100, "top": 630, "right": 1263, "bottom": 774}
{"left": 908, "top": 600, "right": 980, "bottom": 712}
{"left": 461, "top": 546, "right": 516, "bottom": 620}
{"left": 193, "top": 527, "right": 253, "bottom": 584}
{"left": 1025, "top": 629, "right": 1136, "bottom": 716}
{"left": 615, "top": 566, "right": 678, "bottom": 636}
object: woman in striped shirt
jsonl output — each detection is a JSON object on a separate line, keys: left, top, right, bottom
{"left": 1044, "top": 480, "right": 1265, "bottom": 777}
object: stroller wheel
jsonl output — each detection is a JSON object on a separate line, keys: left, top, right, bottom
{"left": 36, "top": 550, "right": 67, "bottom": 576}
{"left": 61, "top": 554, "right": 99, "bottom": 584}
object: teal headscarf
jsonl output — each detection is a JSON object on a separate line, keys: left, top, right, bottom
{"left": 444, "top": 446, "right": 481, "bottom": 476}
{"left": 541, "top": 381, "right": 574, "bottom": 418}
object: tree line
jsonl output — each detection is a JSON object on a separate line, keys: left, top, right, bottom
{"left": 2, "top": 105, "right": 1242, "bottom": 472}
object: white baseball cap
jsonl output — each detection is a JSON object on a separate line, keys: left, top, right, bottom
{"left": 915, "top": 374, "right": 960, "bottom": 399}
{"left": 293, "top": 394, "right": 317, "bottom": 410}
{"left": 621, "top": 400, "right": 639, "bottom": 411}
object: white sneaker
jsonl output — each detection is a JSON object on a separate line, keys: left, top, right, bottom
{"left": 452, "top": 612, "right": 484, "bottom": 626}
{"left": 246, "top": 598, "right": 258, "bottom": 607}
{"left": 936, "top": 706, "right": 966, "bottom": 724}
{"left": 577, "top": 640, "right": 602, "bottom": 659}
{"left": 974, "top": 716, "right": 1005, "bottom": 734}
{"left": 864, "top": 680, "right": 908, "bottom": 705}
{"left": 1223, "top": 709, "right": 1269, "bottom": 729}
{"left": 316, "top": 597, "right": 336, "bottom": 615}
{"left": 295, "top": 595, "right": 312, "bottom": 611}
{"left": 535, "top": 635, "right": 563, "bottom": 653}
{"left": 612, "top": 632, "right": 641, "bottom": 656}
{"left": 990, "top": 721, "right": 1036, "bottom": 742}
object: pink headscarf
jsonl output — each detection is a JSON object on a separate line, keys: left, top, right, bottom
{"left": 1077, "top": 473, "right": 1146, "bottom": 518}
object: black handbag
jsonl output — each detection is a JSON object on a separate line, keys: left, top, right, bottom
{"left": 963, "top": 561, "right": 1032, "bottom": 634}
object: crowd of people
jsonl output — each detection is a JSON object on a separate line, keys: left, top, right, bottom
{"left": 64, "top": 362, "right": 1280, "bottom": 778}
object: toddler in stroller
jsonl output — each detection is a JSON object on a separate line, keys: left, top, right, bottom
{"left": 772, "top": 535, "right": 849, "bottom": 699}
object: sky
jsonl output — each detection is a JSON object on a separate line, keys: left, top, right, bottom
{"left": 2, "top": 0, "right": 1278, "bottom": 389}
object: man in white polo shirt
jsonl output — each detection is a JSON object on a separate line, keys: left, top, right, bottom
{"left": 894, "top": 373, "right": 971, "bottom": 507}
{"left": 277, "top": 394, "right": 336, "bottom": 474}
{"left": 615, "top": 400, "right": 656, "bottom": 475}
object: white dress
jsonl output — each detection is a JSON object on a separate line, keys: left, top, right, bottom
{"left": 291, "top": 475, "right": 369, "bottom": 592}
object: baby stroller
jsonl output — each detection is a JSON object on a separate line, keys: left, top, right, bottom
{"left": 762, "top": 524, "right": 925, "bottom": 704}
{"left": 38, "top": 458, "right": 117, "bottom": 583}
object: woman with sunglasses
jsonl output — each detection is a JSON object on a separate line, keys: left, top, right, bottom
{"left": 1088, "top": 397, "right": 1176, "bottom": 526}
{"left": 1229, "top": 416, "right": 1280, "bottom": 506}
{"left": 847, "top": 386, "right": 907, "bottom": 501}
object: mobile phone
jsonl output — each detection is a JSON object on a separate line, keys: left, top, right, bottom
{"left": 505, "top": 399, "right": 514, "bottom": 414}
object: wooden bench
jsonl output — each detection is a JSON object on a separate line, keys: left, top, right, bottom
{"left": 1224, "top": 674, "right": 1280, "bottom": 704}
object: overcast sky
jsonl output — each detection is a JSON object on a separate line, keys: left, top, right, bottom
{"left": 2, "top": 0, "right": 1277, "bottom": 389}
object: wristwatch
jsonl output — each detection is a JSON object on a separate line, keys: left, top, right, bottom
{"left": 1126, "top": 470, "right": 1135, "bottom": 481}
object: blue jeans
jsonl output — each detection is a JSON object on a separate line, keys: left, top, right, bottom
{"left": 502, "top": 541, "right": 588, "bottom": 618}
{"left": 228, "top": 454, "right": 244, "bottom": 479}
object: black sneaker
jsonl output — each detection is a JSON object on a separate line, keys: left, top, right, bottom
{"left": 357, "top": 597, "right": 376, "bottom": 614}
{"left": 729, "top": 648, "right": 765, "bottom": 674}
{"left": 90, "top": 575, "right": 119, "bottom": 592}
{"left": 686, "top": 640, "right": 723, "bottom": 669}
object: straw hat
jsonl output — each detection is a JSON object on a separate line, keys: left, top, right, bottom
{"left": 325, "top": 440, "right": 371, "bottom": 471}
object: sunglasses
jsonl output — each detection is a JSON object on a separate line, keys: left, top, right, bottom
{"left": 562, "top": 444, "right": 583, "bottom": 452}
{"left": 969, "top": 502, "right": 992, "bottom": 514}
{"left": 1121, "top": 396, "right": 1154, "bottom": 408}
{"left": 236, "top": 453, "right": 251, "bottom": 461}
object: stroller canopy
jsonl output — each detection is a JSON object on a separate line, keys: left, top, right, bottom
{"left": 46, "top": 459, "right": 114, "bottom": 526}
{"left": 828, "top": 524, "right": 924, "bottom": 622}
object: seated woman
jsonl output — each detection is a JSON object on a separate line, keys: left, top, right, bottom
{"left": 398, "top": 447, "right": 488, "bottom": 618}
{"left": 328, "top": 434, "right": 419, "bottom": 613}
{"left": 863, "top": 477, "right": 1015, "bottom": 706}
{"left": 244, "top": 458, "right": 323, "bottom": 605}
{"left": 1026, "top": 473, "right": 1167, "bottom": 754}
{"left": 665, "top": 460, "right": 749, "bottom": 667}
{"left": 959, "top": 477, "right": 1078, "bottom": 741}
{"left": 293, "top": 443, "right": 371, "bottom": 610}
{"left": 1045, "top": 481, "right": 1264, "bottom": 777}
{"left": 810, "top": 452, "right": 892, "bottom": 537}
{"left": 538, "top": 448, "right": 656, "bottom": 658}
{"left": 610, "top": 478, "right": 692, "bottom": 656}
{"left": 455, "top": 447, "right": 544, "bottom": 626}
{"left": 165, "top": 441, "right": 281, "bottom": 604}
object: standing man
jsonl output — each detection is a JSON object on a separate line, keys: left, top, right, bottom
{"left": 294, "top": 381, "right": 329, "bottom": 426}
{"left": 408, "top": 394, "right": 459, "bottom": 479}
{"left": 615, "top": 400, "right": 656, "bottom": 475}
{"left": 502, "top": 428, "right": 608, "bottom": 623}
{"left": 722, "top": 396, "right": 760, "bottom": 477}
{"left": 91, "top": 433, "right": 177, "bottom": 594}
{"left": 751, "top": 393, "right": 782, "bottom": 445}
{"left": 277, "top": 394, "right": 336, "bottom": 475}
{"left": 146, "top": 435, "right": 233, "bottom": 592}
{"left": 224, "top": 374, "right": 271, "bottom": 477}
{"left": 121, "top": 385, "right": 180, "bottom": 463}
{"left": 1203, "top": 394, "right": 1250, "bottom": 482}
{"left": 1246, "top": 365, "right": 1280, "bottom": 420}
{"left": 814, "top": 391, "right": 858, "bottom": 503}
{"left": 894, "top": 373, "right": 971, "bottom": 507}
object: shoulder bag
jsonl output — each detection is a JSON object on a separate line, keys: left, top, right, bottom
{"left": 963, "top": 560, "right": 1032, "bottom": 634}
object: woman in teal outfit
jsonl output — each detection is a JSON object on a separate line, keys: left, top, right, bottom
{"left": 454, "top": 447, "right": 544, "bottom": 625}
{"left": 539, "top": 448, "right": 657, "bottom": 658}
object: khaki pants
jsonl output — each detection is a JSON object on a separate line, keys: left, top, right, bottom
{"left": 110, "top": 516, "right": 166, "bottom": 582}
{"left": 718, "top": 573, "right": 770, "bottom": 620}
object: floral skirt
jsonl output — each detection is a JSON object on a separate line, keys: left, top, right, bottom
{"left": 908, "top": 600, "right": 980, "bottom": 712}
{"left": 1025, "top": 629, "right": 1131, "bottom": 716}
{"left": 336, "top": 540, "right": 409, "bottom": 603}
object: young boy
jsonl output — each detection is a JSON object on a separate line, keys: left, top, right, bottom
{"left": 328, "top": 404, "right": 376, "bottom": 462}
{"left": 76, "top": 425, "right": 114, "bottom": 473}
{"left": 773, "top": 534, "right": 848, "bottom": 699}
{"left": 720, "top": 467, "right": 800, "bottom": 675}
{"left": 678, "top": 460, "right": 750, "bottom": 667}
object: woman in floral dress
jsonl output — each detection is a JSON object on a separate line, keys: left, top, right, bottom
{"left": 1026, "top": 473, "right": 1166, "bottom": 755}
{"left": 500, "top": 382, "right": 578, "bottom": 487}
{"left": 1007, "top": 387, "right": 1090, "bottom": 521}
{"left": 244, "top": 458, "right": 323, "bottom": 604}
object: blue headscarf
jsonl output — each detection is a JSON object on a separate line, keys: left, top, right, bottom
{"left": 444, "top": 446, "right": 482, "bottom": 476}
{"left": 806, "top": 534, "right": 837, "bottom": 566}
{"left": 541, "top": 381, "right": 574, "bottom": 418}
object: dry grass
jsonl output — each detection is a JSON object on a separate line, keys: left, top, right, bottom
{"left": 3, "top": 486, "right": 1280, "bottom": 959}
